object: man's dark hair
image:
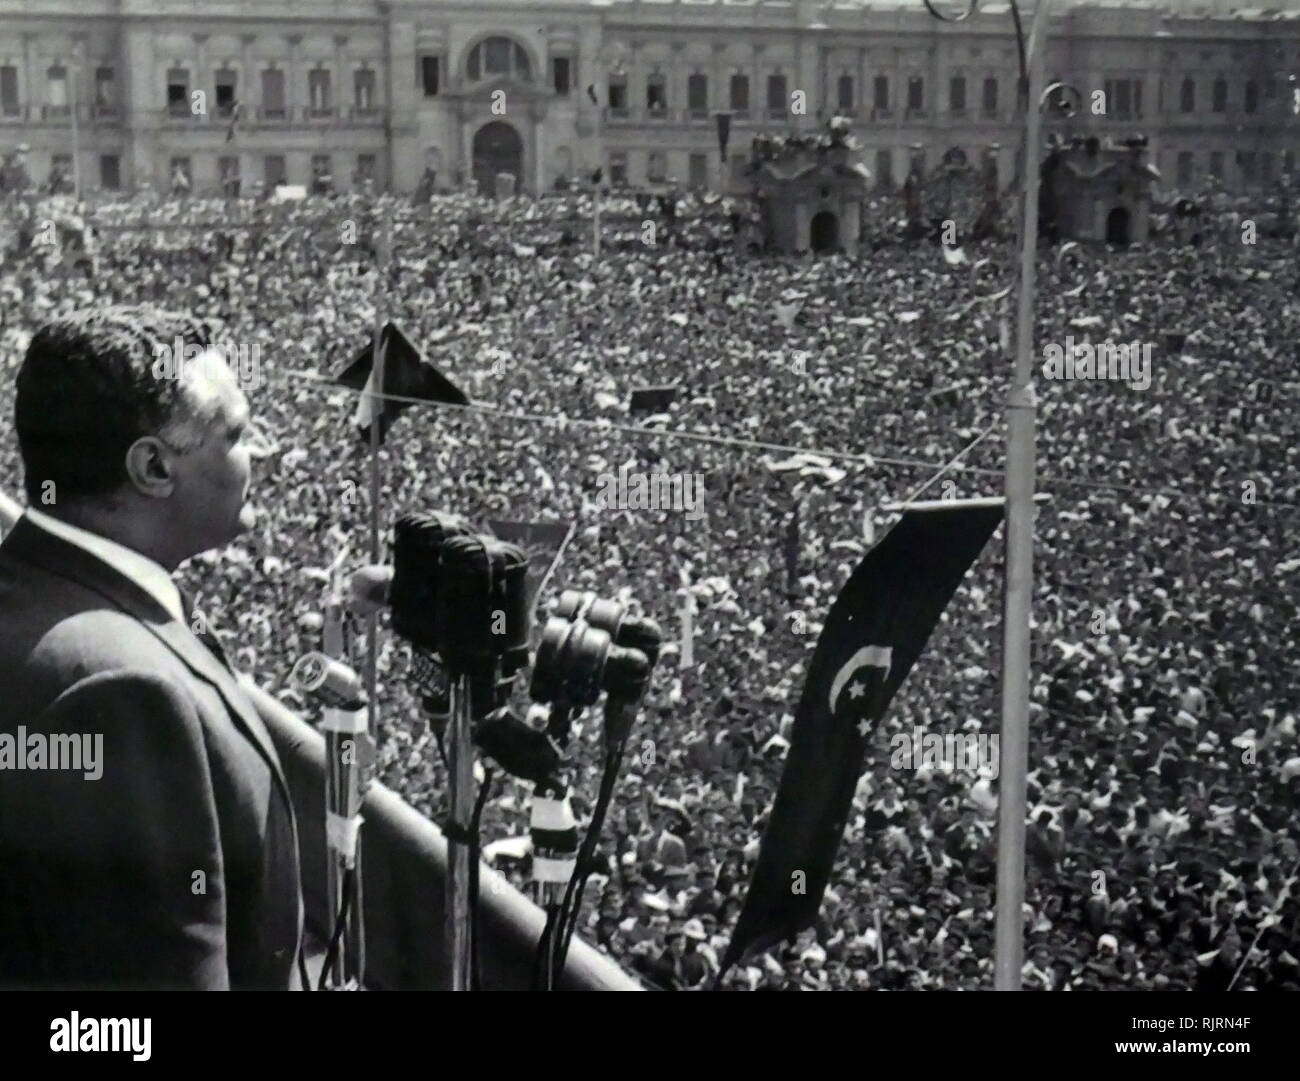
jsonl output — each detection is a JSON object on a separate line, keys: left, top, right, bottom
{"left": 16, "top": 306, "right": 215, "bottom": 503}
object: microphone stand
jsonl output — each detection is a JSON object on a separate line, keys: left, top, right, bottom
{"left": 291, "top": 641, "right": 367, "bottom": 991}
{"left": 445, "top": 672, "right": 476, "bottom": 991}
{"left": 323, "top": 597, "right": 365, "bottom": 990}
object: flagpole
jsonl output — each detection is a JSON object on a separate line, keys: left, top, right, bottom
{"left": 592, "top": 97, "right": 602, "bottom": 259}
{"left": 366, "top": 207, "right": 390, "bottom": 743}
{"left": 994, "top": 0, "right": 1052, "bottom": 992}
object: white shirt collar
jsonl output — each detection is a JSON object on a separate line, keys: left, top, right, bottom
{"left": 24, "top": 507, "right": 185, "bottom": 624}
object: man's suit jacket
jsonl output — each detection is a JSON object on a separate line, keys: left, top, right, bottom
{"left": 0, "top": 517, "right": 302, "bottom": 989}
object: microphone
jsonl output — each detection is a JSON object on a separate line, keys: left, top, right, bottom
{"left": 473, "top": 707, "right": 562, "bottom": 787}
{"left": 290, "top": 652, "right": 367, "bottom": 710}
{"left": 348, "top": 565, "right": 393, "bottom": 617}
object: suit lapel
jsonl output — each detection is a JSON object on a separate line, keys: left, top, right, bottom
{"left": 1, "top": 518, "right": 293, "bottom": 810}
{"left": 144, "top": 617, "right": 291, "bottom": 803}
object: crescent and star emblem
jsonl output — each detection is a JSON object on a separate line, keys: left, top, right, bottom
{"left": 828, "top": 645, "right": 893, "bottom": 717}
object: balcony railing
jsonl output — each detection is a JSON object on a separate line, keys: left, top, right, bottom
{"left": 156, "top": 105, "right": 387, "bottom": 128}
{"left": 0, "top": 102, "right": 122, "bottom": 125}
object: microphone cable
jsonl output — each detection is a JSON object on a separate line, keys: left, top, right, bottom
{"left": 554, "top": 737, "right": 628, "bottom": 973}
{"left": 468, "top": 765, "right": 494, "bottom": 991}
{"left": 317, "top": 866, "right": 357, "bottom": 991}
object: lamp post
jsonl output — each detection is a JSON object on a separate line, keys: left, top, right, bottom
{"left": 993, "top": 0, "right": 1054, "bottom": 992}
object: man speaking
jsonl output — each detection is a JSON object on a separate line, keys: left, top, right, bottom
{"left": 0, "top": 307, "right": 303, "bottom": 990}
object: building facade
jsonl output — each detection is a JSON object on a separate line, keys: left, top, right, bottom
{"left": 0, "top": 0, "right": 1298, "bottom": 197}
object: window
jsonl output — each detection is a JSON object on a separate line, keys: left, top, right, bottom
{"left": 355, "top": 68, "right": 376, "bottom": 112}
{"left": 647, "top": 72, "right": 667, "bottom": 113}
{"left": 689, "top": 152, "right": 707, "bottom": 188}
{"left": 1286, "top": 149, "right": 1295, "bottom": 175}
{"left": 94, "top": 67, "right": 116, "bottom": 114}
{"left": 605, "top": 150, "right": 626, "bottom": 187}
{"left": 688, "top": 73, "right": 708, "bottom": 115}
{"left": 907, "top": 76, "right": 924, "bottom": 114}
{"left": 837, "top": 74, "right": 854, "bottom": 112}
{"left": 1245, "top": 80, "right": 1259, "bottom": 114}
{"left": 874, "top": 75, "right": 889, "bottom": 113}
{"left": 262, "top": 69, "right": 285, "bottom": 117}
{"left": 99, "top": 154, "right": 120, "bottom": 190}
{"left": 1238, "top": 150, "right": 1256, "bottom": 183}
{"left": 167, "top": 68, "right": 189, "bottom": 115}
{"left": 218, "top": 154, "right": 240, "bottom": 197}
{"left": 608, "top": 73, "right": 627, "bottom": 111}
{"left": 949, "top": 75, "right": 966, "bottom": 114}
{"left": 1177, "top": 151, "right": 1194, "bottom": 185}
{"left": 47, "top": 65, "right": 68, "bottom": 115}
{"left": 486, "top": 38, "right": 510, "bottom": 75}
{"left": 729, "top": 73, "right": 749, "bottom": 114}
{"left": 553, "top": 57, "right": 571, "bottom": 96}
{"left": 767, "top": 73, "right": 787, "bottom": 118}
{"left": 169, "top": 156, "right": 191, "bottom": 188}
{"left": 467, "top": 37, "right": 531, "bottom": 82}
{"left": 1208, "top": 150, "right": 1224, "bottom": 179}
{"left": 0, "top": 66, "right": 18, "bottom": 116}
{"left": 875, "top": 148, "right": 893, "bottom": 190}
{"left": 1106, "top": 79, "right": 1131, "bottom": 118}
{"left": 50, "top": 154, "right": 71, "bottom": 190}
{"left": 215, "top": 69, "right": 237, "bottom": 117}
{"left": 982, "top": 76, "right": 998, "bottom": 116}
{"left": 1134, "top": 79, "right": 1143, "bottom": 118}
{"left": 1212, "top": 77, "right": 1227, "bottom": 113}
{"left": 1180, "top": 77, "right": 1195, "bottom": 114}
{"left": 310, "top": 153, "right": 332, "bottom": 192}
{"left": 420, "top": 56, "right": 440, "bottom": 97}
{"left": 308, "top": 69, "right": 331, "bottom": 114}
{"left": 356, "top": 154, "right": 377, "bottom": 184}
{"left": 1260, "top": 150, "right": 1274, "bottom": 182}
{"left": 647, "top": 150, "right": 667, "bottom": 183}
{"left": 264, "top": 154, "right": 286, "bottom": 188}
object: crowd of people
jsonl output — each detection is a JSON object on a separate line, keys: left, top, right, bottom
{"left": 0, "top": 183, "right": 1296, "bottom": 991}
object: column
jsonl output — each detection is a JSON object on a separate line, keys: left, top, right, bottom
{"left": 713, "top": 42, "right": 729, "bottom": 117}
{"left": 121, "top": 25, "right": 156, "bottom": 189}
{"left": 285, "top": 34, "right": 301, "bottom": 121}
{"left": 859, "top": 46, "right": 869, "bottom": 122}
{"left": 241, "top": 33, "right": 255, "bottom": 114}
{"left": 459, "top": 98, "right": 472, "bottom": 186}
{"left": 628, "top": 42, "right": 642, "bottom": 120}
{"left": 192, "top": 33, "right": 208, "bottom": 117}
{"left": 334, "top": 34, "right": 347, "bottom": 121}
{"left": 670, "top": 40, "right": 685, "bottom": 123}
{"left": 22, "top": 33, "right": 37, "bottom": 117}
{"left": 752, "top": 43, "right": 763, "bottom": 123}
{"left": 533, "top": 100, "right": 545, "bottom": 195}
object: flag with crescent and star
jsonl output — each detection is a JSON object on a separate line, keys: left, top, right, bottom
{"left": 719, "top": 501, "right": 1004, "bottom": 974}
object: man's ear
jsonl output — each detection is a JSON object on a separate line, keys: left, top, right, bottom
{"left": 123, "top": 436, "right": 178, "bottom": 498}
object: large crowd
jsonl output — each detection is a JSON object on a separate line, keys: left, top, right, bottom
{"left": 1, "top": 183, "right": 1296, "bottom": 991}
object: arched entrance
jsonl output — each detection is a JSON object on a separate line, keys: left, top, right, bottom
{"left": 473, "top": 121, "right": 523, "bottom": 198}
{"left": 1106, "top": 206, "right": 1131, "bottom": 245}
{"left": 810, "top": 210, "right": 839, "bottom": 252}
